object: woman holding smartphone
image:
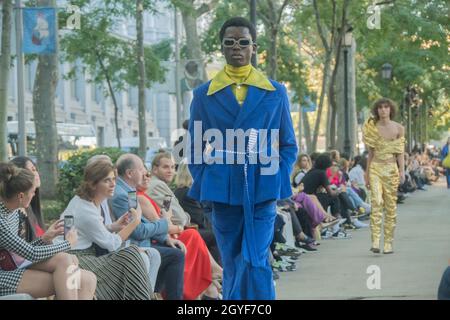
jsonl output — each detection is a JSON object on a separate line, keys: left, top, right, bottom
{"left": 61, "top": 159, "right": 154, "bottom": 300}
{"left": 0, "top": 163, "right": 96, "bottom": 299}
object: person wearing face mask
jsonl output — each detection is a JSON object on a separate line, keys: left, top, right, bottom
{"left": 187, "top": 17, "right": 297, "bottom": 300}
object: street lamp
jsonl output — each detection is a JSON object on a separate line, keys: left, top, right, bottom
{"left": 381, "top": 63, "right": 393, "bottom": 80}
{"left": 342, "top": 25, "right": 353, "bottom": 156}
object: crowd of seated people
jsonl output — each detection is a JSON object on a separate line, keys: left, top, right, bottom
{"left": 1, "top": 140, "right": 445, "bottom": 299}
{"left": 269, "top": 145, "right": 444, "bottom": 277}
{"left": 1, "top": 152, "right": 224, "bottom": 300}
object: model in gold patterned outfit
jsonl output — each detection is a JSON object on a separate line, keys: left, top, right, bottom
{"left": 363, "top": 98, "right": 405, "bottom": 254}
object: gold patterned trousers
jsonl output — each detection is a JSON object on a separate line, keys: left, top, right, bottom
{"left": 368, "top": 162, "right": 399, "bottom": 251}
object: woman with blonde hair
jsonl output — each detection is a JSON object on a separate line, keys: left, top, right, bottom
{"left": 292, "top": 154, "right": 312, "bottom": 188}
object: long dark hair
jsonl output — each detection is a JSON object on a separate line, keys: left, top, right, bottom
{"left": 9, "top": 156, "right": 45, "bottom": 230}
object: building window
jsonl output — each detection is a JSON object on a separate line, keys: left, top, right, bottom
{"left": 97, "top": 126, "right": 105, "bottom": 147}
{"left": 128, "top": 86, "right": 138, "bottom": 108}
{"left": 148, "top": 132, "right": 153, "bottom": 137}
{"left": 92, "top": 84, "right": 102, "bottom": 104}
{"left": 133, "top": 130, "right": 138, "bottom": 137}
{"left": 70, "top": 62, "right": 83, "bottom": 102}
{"left": 70, "top": 113, "right": 76, "bottom": 121}
{"left": 118, "top": 129, "right": 122, "bottom": 138}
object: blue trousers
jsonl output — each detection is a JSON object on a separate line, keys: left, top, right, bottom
{"left": 212, "top": 200, "right": 276, "bottom": 300}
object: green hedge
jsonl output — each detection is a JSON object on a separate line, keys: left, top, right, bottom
{"left": 57, "top": 147, "right": 125, "bottom": 207}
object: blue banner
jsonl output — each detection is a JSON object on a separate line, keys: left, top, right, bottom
{"left": 23, "top": 8, "right": 56, "bottom": 54}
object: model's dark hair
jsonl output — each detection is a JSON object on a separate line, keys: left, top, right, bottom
{"left": 219, "top": 17, "right": 257, "bottom": 42}
{"left": 313, "top": 153, "right": 333, "bottom": 170}
{"left": 9, "top": 157, "right": 45, "bottom": 230}
{"left": 371, "top": 97, "right": 397, "bottom": 121}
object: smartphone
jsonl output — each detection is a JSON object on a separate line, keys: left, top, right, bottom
{"left": 64, "top": 215, "right": 74, "bottom": 240}
{"left": 162, "top": 195, "right": 172, "bottom": 211}
{"left": 128, "top": 191, "right": 138, "bottom": 210}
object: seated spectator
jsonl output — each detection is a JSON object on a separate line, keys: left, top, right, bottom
{"left": 111, "top": 154, "right": 185, "bottom": 300}
{"left": 327, "top": 160, "right": 367, "bottom": 229}
{"left": 0, "top": 163, "right": 96, "bottom": 300}
{"left": 10, "top": 157, "right": 46, "bottom": 241}
{"left": 148, "top": 152, "right": 220, "bottom": 263}
{"left": 300, "top": 153, "right": 351, "bottom": 239}
{"left": 292, "top": 154, "right": 312, "bottom": 189}
{"left": 137, "top": 171, "right": 222, "bottom": 300}
{"left": 61, "top": 159, "right": 154, "bottom": 300}
{"left": 173, "top": 163, "right": 220, "bottom": 259}
{"left": 349, "top": 155, "right": 368, "bottom": 201}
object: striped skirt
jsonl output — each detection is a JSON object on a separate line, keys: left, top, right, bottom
{"left": 71, "top": 245, "right": 152, "bottom": 300}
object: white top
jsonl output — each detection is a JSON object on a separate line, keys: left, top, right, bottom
{"left": 61, "top": 196, "right": 122, "bottom": 252}
{"left": 348, "top": 164, "right": 366, "bottom": 187}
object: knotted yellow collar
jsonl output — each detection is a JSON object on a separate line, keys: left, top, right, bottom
{"left": 207, "top": 64, "right": 275, "bottom": 96}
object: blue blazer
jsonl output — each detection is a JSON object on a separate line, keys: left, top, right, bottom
{"left": 110, "top": 177, "right": 168, "bottom": 248}
{"left": 187, "top": 80, "right": 298, "bottom": 206}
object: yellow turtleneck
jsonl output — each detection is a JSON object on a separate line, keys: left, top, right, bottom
{"left": 207, "top": 64, "right": 275, "bottom": 106}
{"left": 224, "top": 64, "right": 252, "bottom": 105}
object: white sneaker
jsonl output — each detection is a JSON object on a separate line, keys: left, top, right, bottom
{"left": 352, "top": 219, "right": 369, "bottom": 228}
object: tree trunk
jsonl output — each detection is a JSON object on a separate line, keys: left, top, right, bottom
{"left": 268, "top": 25, "right": 278, "bottom": 80}
{"left": 33, "top": 0, "right": 59, "bottom": 198}
{"left": 0, "top": 0, "right": 12, "bottom": 161}
{"left": 336, "top": 40, "right": 357, "bottom": 157}
{"left": 311, "top": 53, "right": 332, "bottom": 152}
{"left": 96, "top": 52, "right": 121, "bottom": 149}
{"left": 180, "top": 5, "right": 207, "bottom": 81}
{"left": 302, "top": 112, "right": 313, "bottom": 153}
{"left": 136, "top": 0, "right": 147, "bottom": 160}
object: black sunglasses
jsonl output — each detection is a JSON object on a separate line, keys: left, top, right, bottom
{"left": 222, "top": 37, "right": 254, "bottom": 48}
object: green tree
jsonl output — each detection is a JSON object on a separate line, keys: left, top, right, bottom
{"left": 60, "top": 0, "right": 171, "bottom": 149}
{"left": 33, "top": 0, "right": 60, "bottom": 198}
{"left": 0, "top": 0, "right": 12, "bottom": 161}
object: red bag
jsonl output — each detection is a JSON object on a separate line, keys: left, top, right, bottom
{"left": 0, "top": 249, "right": 17, "bottom": 271}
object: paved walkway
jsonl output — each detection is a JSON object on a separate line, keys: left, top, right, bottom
{"left": 276, "top": 178, "right": 450, "bottom": 300}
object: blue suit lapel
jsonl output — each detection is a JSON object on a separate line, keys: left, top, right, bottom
{"left": 234, "top": 86, "right": 267, "bottom": 129}
{"left": 211, "top": 86, "right": 241, "bottom": 119}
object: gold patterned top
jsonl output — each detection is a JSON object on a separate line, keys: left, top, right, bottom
{"left": 362, "top": 117, "right": 405, "bottom": 161}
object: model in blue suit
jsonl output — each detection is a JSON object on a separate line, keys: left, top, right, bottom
{"left": 187, "top": 18, "right": 298, "bottom": 300}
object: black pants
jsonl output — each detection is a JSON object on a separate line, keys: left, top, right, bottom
{"left": 198, "top": 227, "right": 221, "bottom": 266}
{"left": 153, "top": 245, "right": 185, "bottom": 300}
{"left": 295, "top": 208, "right": 313, "bottom": 238}
{"left": 316, "top": 193, "right": 352, "bottom": 224}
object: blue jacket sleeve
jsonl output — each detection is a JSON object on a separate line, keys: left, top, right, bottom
{"left": 130, "top": 217, "right": 169, "bottom": 243}
{"left": 187, "top": 88, "right": 207, "bottom": 200}
{"left": 278, "top": 85, "right": 298, "bottom": 199}
{"left": 111, "top": 191, "right": 169, "bottom": 243}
